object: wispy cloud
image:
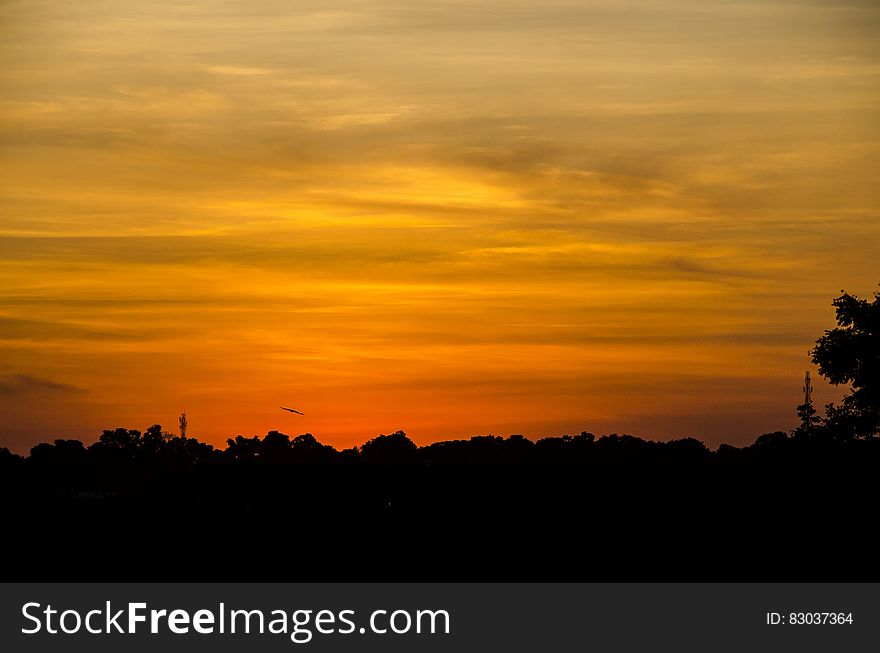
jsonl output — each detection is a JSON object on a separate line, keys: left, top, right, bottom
{"left": 0, "top": 375, "right": 86, "bottom": 396}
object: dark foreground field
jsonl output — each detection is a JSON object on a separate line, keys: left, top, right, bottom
{"left": 2, "top": 431, "right": 877, "bottom": 582}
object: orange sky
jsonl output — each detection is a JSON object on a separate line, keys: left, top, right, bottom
{"left": 1, "top": 1, "right": 879, "bottom": 453}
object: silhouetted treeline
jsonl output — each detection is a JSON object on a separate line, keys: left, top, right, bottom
{"left": 3, "top": 423, "right": 879, "bottom": 479}
{"left": 2, "top": 424, "right": 878, "bottom": 583}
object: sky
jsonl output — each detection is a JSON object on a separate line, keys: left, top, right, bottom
{"left": 1, "top": 0, "right": 879, "bottom": 453}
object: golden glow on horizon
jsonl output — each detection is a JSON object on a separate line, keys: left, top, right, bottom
{"left": 1, "top": 0, "right": 879, "bottom": 451}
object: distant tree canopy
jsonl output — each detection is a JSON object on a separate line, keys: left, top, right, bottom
{"left": 811, "top": 286, "right": 880, "bottom": 439}
{"left": 3, "top": 424, "right": 877, "bottom": 480}
{"left": 360, "top": 430, "right": 418, "bottom": 465}
{"left": 224, "top": 431, "right": 339, "bottom": 464}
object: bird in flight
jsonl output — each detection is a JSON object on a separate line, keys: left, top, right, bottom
{"left": 280, "top": 406, "right": 305, "bottom": 415}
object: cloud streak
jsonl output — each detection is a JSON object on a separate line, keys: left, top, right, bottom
{"left": 0, "top": 375, "right": 86, "bottom": 396}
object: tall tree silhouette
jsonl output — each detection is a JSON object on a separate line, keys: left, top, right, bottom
{"left": 811, "top": 286, "right": 880, "bottom": 438}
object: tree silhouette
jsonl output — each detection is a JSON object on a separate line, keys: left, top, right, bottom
{"left": 29, "top": 439, "right": 86, "bottom": 466}
{"left": 142, "top": 423, "right": 171, "bottom": 454}
{"left": 811, "top": 286, "right": 880, "bottom": 438}
{"left": 360, "top": 430, "right": 417, "bottom": 464}
{"left": 224, "top": 435, "right": 263, "bottom": 462}
{"left": 795, "top": 399, "right": 819, "bottom": 437}
{"left": 91, "top": 428, "right": 144, "bottom": 462}
{"left": 289, "top": 433, "right": 339, "bottom": 464}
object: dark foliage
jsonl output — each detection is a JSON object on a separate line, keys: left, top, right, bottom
{"left": 811, "top": 287, "right": 880, "bottom": 438}
{"left": 1, "top": 424, "right": 878, "bottom": 583}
